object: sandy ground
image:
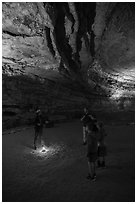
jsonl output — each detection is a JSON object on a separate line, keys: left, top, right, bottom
{"left": 2, "top": 120, "right": 135, "bottom": 202}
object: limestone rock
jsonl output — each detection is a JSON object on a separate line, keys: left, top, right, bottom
{"left": 2, "top": 2, "right": 135, "bottom": 128}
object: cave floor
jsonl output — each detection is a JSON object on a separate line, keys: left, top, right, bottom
{"left": 2, "top": 121, "right": 135, "bottom": 202}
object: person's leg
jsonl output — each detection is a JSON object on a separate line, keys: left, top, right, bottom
{"left": 39, "top": 128, "right": 42, "bottom": 146}
{"left": 100, "top": 145, "right": 106, "bottom": 167}
{"left": 102, "top": 156, "right": 106, "bottom": 167}
{"left": 97, "top": 145, "right": 101, "bottom": 167}
{"left": 93, "top": 162, "right": 96, "bottom": 177}
{"left": 87, "top": 162, "right": 96, "bottom": 181}
{"left": 97, "top": 157, "right": 101, "bottom": 167}
{"left": 34, "top": 130, "right": 38, "bottom": 149}
{"left": 87, "top": 161, "right": 92, "bottom": 177}
{"left": 83, "top": 126, "right": 87, "bottom": 144}
{"left": 39, "top": 128, "right": 43, "bottom": 147}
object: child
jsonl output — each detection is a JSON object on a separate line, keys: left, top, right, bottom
{"left": 97, "top": 122, "right": 107, "bottom": 168}
{"left": 86, "top": 121, "right": 99, "bottom": 181}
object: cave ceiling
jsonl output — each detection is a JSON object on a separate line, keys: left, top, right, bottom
{"left": 2, "top": 2, "right": 135, "bottom": 99}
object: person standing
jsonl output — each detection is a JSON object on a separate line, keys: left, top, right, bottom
{"left": 81, "top": 107, "right": 95, "bottom": 145}
{"left": 85, "top": 121, "right": 99, "bottom": 181}
{"left": 97, "top": 122, "right": 107, "bottom": 168}
{"left": 34, "top": 109, "right": 44, "bottom": 150}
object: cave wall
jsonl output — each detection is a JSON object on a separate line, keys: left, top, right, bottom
{"left": 88, "top": 2, "right": 135, "bottom": 109}
{"left": 94, "top": 2, "right": 135, "bottom": 71}
{"left": 3, "top": 75, "right": 91, "bottom": 129}
{"left": 2, "top": 2, "right": 96, "bottom": 79}
{"left": 2, "top": 2, "right": 135, "bottom": 129}
{"left": 2, "top": 2, "right": 97, "bottom": 129}
{"left": 2, "top": 2, "right": 134, "bottom": 81}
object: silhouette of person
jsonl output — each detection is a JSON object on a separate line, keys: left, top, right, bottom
{"left": 86, "top": 121, "right": 99, "bottom": 181}
{"left": 97, "top": 122, "right": 107, "bottom": 168}
{"left": 34, "top": 109, "right": 44, "bottom": 150}
{"left": 81, "top": 107, "right": 95, "bottom": 145}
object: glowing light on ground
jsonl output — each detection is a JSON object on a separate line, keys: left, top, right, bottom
{"left": 40, "top": 146, "right": 49, "bottom": 153}
{"left": 34, "top": 145, "right": 51, "bottom": 156}
{"left": 28, "top": 143, "right": 65, "bottom": 160}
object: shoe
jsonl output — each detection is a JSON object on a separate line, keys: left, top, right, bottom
{"left": 86, "top": 174, "right": 91, "bottom": 180}
{"left": 86, "top": 174, "right": 96, "bottom": 181}
{"left": 91, "top": 176, "right": 96, "bottom": 182}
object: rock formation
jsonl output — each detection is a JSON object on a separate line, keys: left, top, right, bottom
{"left": 2, "top": 2, "right": 135, "bottom": 128}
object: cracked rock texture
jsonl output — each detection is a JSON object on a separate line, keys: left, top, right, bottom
{"left": 2, "top": 2, "right": 135, "bottom": 128}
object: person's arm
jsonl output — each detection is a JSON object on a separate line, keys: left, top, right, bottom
{"left": 81, "top": 114, "right": 85, "bottom": 121}
{"left": 89, "top": 114, "right": 95, "bottom": 120}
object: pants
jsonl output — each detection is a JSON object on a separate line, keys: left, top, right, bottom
{"left": 83, "top": 126, "right": 87, "bottom": 143}
{"left": 34, "top": 127, "right": 43, "bottom": 146}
